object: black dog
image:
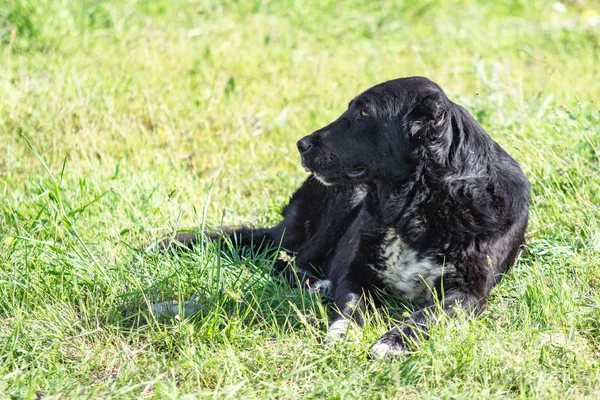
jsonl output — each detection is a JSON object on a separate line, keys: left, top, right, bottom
{"left": 157, "top": 77, "right": 530, "bottom": 357}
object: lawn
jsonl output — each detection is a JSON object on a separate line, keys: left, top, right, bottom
{"left": 1, "top": 0, "right": 600, "bottom": 398}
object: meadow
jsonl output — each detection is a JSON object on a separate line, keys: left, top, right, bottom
{"left": 1, "top": 0, "right": 600, "bottom": 398}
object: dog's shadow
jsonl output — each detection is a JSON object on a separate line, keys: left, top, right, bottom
{"left": 117, "top": 242, "right": 341, "bottom": 337}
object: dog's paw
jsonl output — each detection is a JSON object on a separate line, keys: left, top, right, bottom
{"left": 144, "top": 240, "right": 161, "bottom": 253}
{"left": 144, "top": 237, "right": 179, "bottom": 253}
{"left": 370, "top": 339, "right": 407, "bottom": 359}
{"left": 324, "top": 319, "right": 362, "bottom": 344}
{"left": 307, "top": 279, "right": 333, "bottom": 298}
{"left": 370, "top": 330, "right": 410, "bottom": 359}
{"left": 326, "top": 319, "right": 350, "bottom": 342}
{"left": 145, "top": 233, "right": 200, "bottom": 253}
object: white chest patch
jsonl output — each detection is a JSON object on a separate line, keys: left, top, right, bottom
{"left": 372, "top": 229, "right": 452, "bottom": 304}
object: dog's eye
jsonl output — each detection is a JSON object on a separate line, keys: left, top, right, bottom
{"left": 360, "top": 110, "right": 369, "bottom": 117}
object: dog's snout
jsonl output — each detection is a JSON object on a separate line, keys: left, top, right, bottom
{"left": 297, "top": 137, "right": 312, "bottom": 154}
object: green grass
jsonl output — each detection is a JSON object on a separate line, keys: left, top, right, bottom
{"left": 1, "top": 0, "right": 600, "bottom": 398}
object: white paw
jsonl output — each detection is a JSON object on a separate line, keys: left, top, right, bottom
{"left": 145, "top": 241, "right": 160, "bottom": 253}
{"left": 307, "top": 279, "right": 333, "bottom": 298}
{"left": 324, "top": 319, "right": 362, "bottom": 344}
{"left": 370, "top": 338, "right": 408, "bottom": 359}
{"left": 327, "top": 319, "right": 350, "bottom": 340}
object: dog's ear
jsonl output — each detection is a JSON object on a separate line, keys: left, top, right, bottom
{"left": 408, "top": 92, "right": 447, "bottom": 141}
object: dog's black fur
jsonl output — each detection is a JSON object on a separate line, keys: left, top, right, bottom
{"left": 159, "top": 77, "right": 530, "bottom": 357}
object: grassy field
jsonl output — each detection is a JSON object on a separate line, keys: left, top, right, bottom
{"left": 1, "top": 0, "right": 600, "bottom": 398}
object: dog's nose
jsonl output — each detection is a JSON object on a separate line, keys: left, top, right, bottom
{"left": 297, "top": 138, "right": 312, "bottom": 154}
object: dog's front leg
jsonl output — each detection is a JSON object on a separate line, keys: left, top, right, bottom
{"left": 370, "top": 290, "right": 485, "bottom": 358}
{"left": 322, "top": 206, "right": 376, "bottom": 341}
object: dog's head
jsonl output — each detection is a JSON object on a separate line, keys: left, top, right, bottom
{"left": 297, "top": 77, "right": 452, "bottom": 186}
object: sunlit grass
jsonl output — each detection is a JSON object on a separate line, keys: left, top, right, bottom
{"left": 1, "top": 0, "right": 600, "bottom": 398}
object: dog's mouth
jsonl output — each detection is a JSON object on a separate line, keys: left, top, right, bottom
{"left": 301, "top": 158, "right": 367, "bottom": 185}
{"left": 301, "top": 158, "right": 312, "bottom": 173}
